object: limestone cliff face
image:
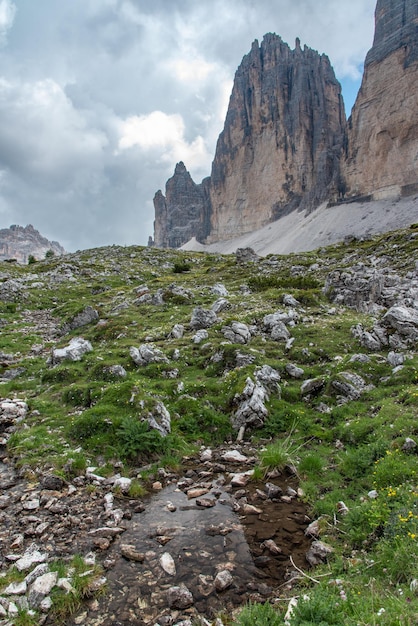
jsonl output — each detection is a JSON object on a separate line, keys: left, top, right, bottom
{"left": 153, "top": 0, "right": 418, "bottom": 249}
{"left": 207, "top": 35, "right": 346, "bottom": 242}
{"left": 153, "top": 162, "right": 210, "bottom": 249}
{"left": 343, "top": 0, "right": 418, "bottom": 199}
{"left": 0, "top": 224, "right": 65, "bottom": 264}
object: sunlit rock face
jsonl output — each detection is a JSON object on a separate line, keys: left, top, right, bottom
{"left": 343, "top": 0, "right": 418, "bottom": 201}
{"left": 153, "top": 35, "right": 345, "bottom": 248}
{"left": 206, "top": 34, "right": 346, "bottom": 243}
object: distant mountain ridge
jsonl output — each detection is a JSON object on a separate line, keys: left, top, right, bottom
{"left": 0, "top": 224, "right": 66, "bottom": 264}
{"left": 152, "top": 0, "right": 418, "bottom": 251}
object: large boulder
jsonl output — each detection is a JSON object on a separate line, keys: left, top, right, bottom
{"left": 130, "top": 344, "right": 168, "bottom": 366}
{"left": 190, "top": 307, "right": 218, "bottom": 330}
{"left": 51, "top": 337, "right": 93, "bottom": 364}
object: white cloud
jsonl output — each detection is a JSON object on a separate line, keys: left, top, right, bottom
{"left": 170, "top": 57, "right": 216, "bottom": 83}
{"left": 0, "top": 0, "right": 15, "bottom": 46}
{"left": 117, "top": 110, "right": 212, "bottom": 172}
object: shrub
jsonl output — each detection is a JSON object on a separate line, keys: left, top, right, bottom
{"left": 173, "top": 261, "right": 191, "bottom": 273}
{"left": 117, "top": 417, "right": 166, "bottom": 461}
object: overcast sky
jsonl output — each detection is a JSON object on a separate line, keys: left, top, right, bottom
{"left": 0, "top": 0, "right": 375, "bottom": 252}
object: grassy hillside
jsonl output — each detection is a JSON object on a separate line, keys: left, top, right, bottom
{"left": 0, "top": 228, "right": 417, "bottom": 625}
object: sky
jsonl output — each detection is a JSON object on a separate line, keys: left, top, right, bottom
{"left": 0, "top": 0, "right": 376, "bottom": 252}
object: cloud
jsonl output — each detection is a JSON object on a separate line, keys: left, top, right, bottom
{"left": 0, "top": 78, "right": 107, "bottom": 187}
{"left": 0, "top": 0, "right": 376, "bottom": 252}
{"left": 117, "top": 111, "right": 212, "bottom": 172}
{"left": 0, "top": 0, "right": 15, "bottom": 46}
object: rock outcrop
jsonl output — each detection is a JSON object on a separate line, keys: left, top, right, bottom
{"left": 152, "top": 0, "right": 418, "bottom": 251}
{"left": 152, "top": 162, "right": 210, "bottom": 249}
{"left": 343, "top": 0, "right": 418, "bottom": 200}
{"left": 0, "top": 224, "right": 65, "bottom": 264}
{"left": 207, "top": 35, "right": 345, "bottom": 242}
{"left": 153, "top": 36, "right": 346, "bottom": 247}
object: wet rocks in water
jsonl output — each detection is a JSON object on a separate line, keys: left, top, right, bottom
{"left": 120, "top": 544, "right": 145, "bottom": 562}
{"left": 214, "top": 570, "right": 233, "bottom": 591}
{"left": 167, "top": 584, "right": 194, "bottom": 609}
{"left": 160, "top": 552, "right": 176, "bottom": 576}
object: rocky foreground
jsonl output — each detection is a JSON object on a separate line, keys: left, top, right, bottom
{"left": 0, "top": 228, "right": 417, "bottom": 624}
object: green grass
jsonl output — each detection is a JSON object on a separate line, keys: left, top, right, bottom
{"left": 2, "top": 231, "right": 418, "bottom": 624}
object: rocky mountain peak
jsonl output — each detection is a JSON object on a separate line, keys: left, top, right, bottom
{"left": 153, "top": 0, "right": 418, "bottom": 251}
{"left": 0, "top": 224, "right": 66, "bottom": 264}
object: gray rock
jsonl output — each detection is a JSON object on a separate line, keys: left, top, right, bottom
{"left": 167, "top": 584, "right": 194, "bottom": 609}
{"left": 105, "top": 364, "right": 127, "bottom": 378}
{"left": 51, "top": 337, "right": 93, "bottom": 364}
{"left": 190, "top": 306, "right": 218, "bottom": 330}
{"left": 265, "top": 483, "right": 282, "bottom": 499}
{"left": 270, "top": 321, "right": 291, "bottom": 342}
{"left": 28, "top": 572, "right": 58, "bottom": 608}
{"left": 62, "top": 306, "right": 99, "bottom": 334}
{"left": 387, "top": 351, "right": 405, "bottom": 367}
{"left": 169, "top": 324, "right": 184, "bottom": 339}
{"left": 130, "top": 344, "right": 168, "bottom": 366}
{"left": 193, "top": 329, "right": 209, "bottom": 344}
{"left": 211, "top": 297, "right": 230, "bottom": 313}
{"left": 214, "top": 570, "right": 233, "bottom": 591}
{"left": 382, "top": 306, "right": 418, "bottom": 338}
{"left": 255, "top": 365, "right": 281, "bottom": 394}
{"left": 402, "top": 437, "right": 417, "bottom": 452}
{"left": 349, "top": 354, "right": 371, "bottom": 363}
{"left": 300, "top": 378, "right": 325, "bottom": 397}
{"left": 210, "top": 283, "right": 229, "bottom": 296}
{"left": 283, "top": 294, "right": 300, "bottom": 307}
{"left": 285, "top": 363, "right": 304, "bottom": 379}
{"left": 146, "top": 401, "right": 171, "bottom": 436}
{"left": 232, "top": 377, "right": 269, "bottom": 430}
{"left": 332, "top": 371, "right": 369, "bottom": 401}
{"left": 222, "top": 321, "right": 251, "bottom": 344}
{"left": 306, "top": 540, "right": 334, "bottom": 566}
{"left": 235, "top": 247, "right": 259, "bottom": 263}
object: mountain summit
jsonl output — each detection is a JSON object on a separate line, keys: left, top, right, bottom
{"left": 152, "top": 0, "right": 418, "bottom": 250}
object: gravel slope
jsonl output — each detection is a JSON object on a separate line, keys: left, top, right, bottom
{"left": 181, "top": 196, "right": 418, "bottom": 255}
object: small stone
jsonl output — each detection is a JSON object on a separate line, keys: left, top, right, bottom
{"left": 120, "top": 544, "right": 145, "bottom": 562}
{"left": 222, "top": 450, "right": 248, "bottom": 463}
{"left": 4, "top": 580, "right": 27, "bottom": 595}
{"left": 261, "top": 539, "right": 282, "bottom": 555}
{"left": 28, "top": 572, "right": 58, "bottom": 608}
{"left": 160, "top": 552, "right": 176, "bottom": 576}
{"left": 167, "top": 584, "right": 194, "bottom": 609}
{"left": 196, "top": 497, "right": 216, "bottom": 508}
{"left": 187, "top": 487, "right": 210, "bottom": 499}
{"left": 214, "top": 570, "right": 233, "bottom": 591}
{"left": 152, "top": 481, "right": 163, "bottom": 490}
{"left": 306, "top": 540, "right": 334, "bottom": 566}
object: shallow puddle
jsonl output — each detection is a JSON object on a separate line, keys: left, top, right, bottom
{"left": 65, "top": 461, "right": 311, "bottom": 626}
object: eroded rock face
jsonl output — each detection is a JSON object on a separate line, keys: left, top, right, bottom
{"left": 153, "top": 35, "right": 345, "bottom": 247}
{"left": 153, "top": 162, "right": 210, "bottom": 249}
{"left": 343, "top": 0, "right": 418, "bottom": 200}
{"left": 207, "top": 34, "right": 345, "bottom": 242}
{"left": 0, "top": 224, "right": 65, "bottom": 264}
